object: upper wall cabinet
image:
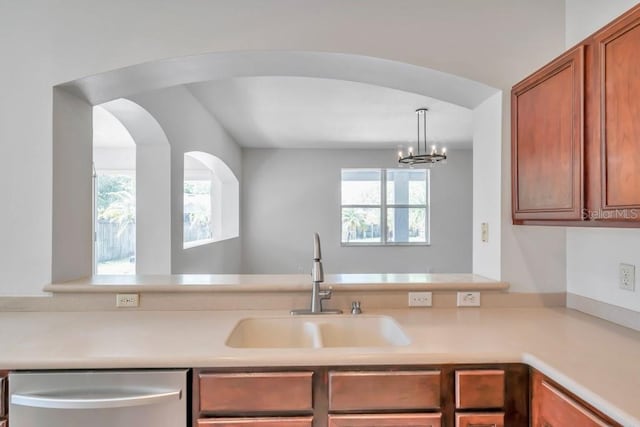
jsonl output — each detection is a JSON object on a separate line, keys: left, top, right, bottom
{"left": 587, "top": 8, "right": 640, "bottom": 222}
{"left": 512, "top": 4, "right": 640, "bottom": 226}
{"left": 512, "top": 46, "right": 584, "bottom": 222}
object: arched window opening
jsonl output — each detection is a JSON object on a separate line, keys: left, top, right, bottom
{"left": 93, "top": 106, "right": 137, "bottom": 274}
{"left": 183, "top": 151, "right": 239, "bottom": 249}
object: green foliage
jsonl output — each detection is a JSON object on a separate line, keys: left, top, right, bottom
{"left": 96, "top": 175, "right": 136, "bottom": 233}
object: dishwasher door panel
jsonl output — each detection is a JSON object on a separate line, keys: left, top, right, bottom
{"left": 9, "top": 370, "right": 187, "bottom": 427}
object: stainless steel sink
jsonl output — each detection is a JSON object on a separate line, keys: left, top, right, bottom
{"left": 225, "top": 315, "right": 411, "bottom": 348}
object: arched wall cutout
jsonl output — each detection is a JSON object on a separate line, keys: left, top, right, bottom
{"left": 59, "top": 50, "right": 499, "bottom": 109}
{"left": 99, "top": 98, "right": 172, "bottom": 275}
{"left": 183, "top": 151, "right": 240, "bottom": 248}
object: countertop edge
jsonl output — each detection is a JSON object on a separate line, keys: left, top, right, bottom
{"left": 44, "top": 273, "right": 509, "bottom": 293}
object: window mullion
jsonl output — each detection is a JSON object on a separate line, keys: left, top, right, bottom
{"left": 381, "top": 169, "right": 387, "bottom": 244}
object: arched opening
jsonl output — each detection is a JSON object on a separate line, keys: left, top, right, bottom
{"left": 94, "top": 99, "right": 172, "bottom": 275}
{"left": 183, "top": 151, "right": 239, "bottom": 249}
{"left": 92, "top": 106, "right": 136, "bottom": 274}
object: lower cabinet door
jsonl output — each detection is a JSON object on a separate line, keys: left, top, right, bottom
{"left": 197, "top": 417, "right": 313, "bottom": 427}
{"left": 328, "top": 413, "right": 442, "bottom": 427}
{"left": 532, "top": 378, "right": 611, "bottom": 427}
{"left": 456, "top": 412, "right": 504, "bottom": 427}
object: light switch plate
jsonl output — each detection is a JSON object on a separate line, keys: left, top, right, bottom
{"left": 481, "top": 222, "right": 489, "bottom": 242}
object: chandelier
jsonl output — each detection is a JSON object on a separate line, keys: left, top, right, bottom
{"left": 397, "top": 108, "right": 447, "bottom": 166}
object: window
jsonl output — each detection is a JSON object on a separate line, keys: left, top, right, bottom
{"left": 94, "top": 173, "right": 136, "bottom": 274}
{"left": 183, "top": 151, "right": 239, "bottom": 249}
{"left": 341, "top": 168, "right": 430, "bottom": 245}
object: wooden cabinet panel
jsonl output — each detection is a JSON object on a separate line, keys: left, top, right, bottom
{"left": 531, "top": 371, "right": 617, "bottom": 427}
{"left": 199, "top": 372, "right": 313, "bottom": 413}
{"left": 197, "top": 416, "right": 313, "bottom": 427}
{"left": 589, "top": 5, "right": 640, "bottom": 221}
{"left": 456, "top": 412, "right": 504, "bottom": 427}
{"left": 455, "top": 370, "right": 504, "bottom": 409}
{"left": 328, "top": 413, "right": 442, "bottom": 427}
{"left": 0, "top": 374, "right": 6, "bottom": 418}
{"left": 329, "top": 370, "right": 441, "bottom": 411}
{"left": 512, "top": 45, "right": 584, "bottom": 221}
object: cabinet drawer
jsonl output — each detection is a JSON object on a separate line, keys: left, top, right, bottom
{"left": 533, "top": 379, "right": 610, "bottom": 426}
{"left": 329, "top": 370, "right": 440, "bottom": 411}
{"left": 456, "top": 412, "right": 504, "bottom": 427}
{"left": 329, "top": 413, "right": 442, "bottom": 427}
{"left": 198, "top": 416, "right": 313, "bottom": 427}
{"left": 456, "top": 370, "right": 504, "bottom": 409}
{"left": 199, "top": 372, "right": 313, "bottom": 413}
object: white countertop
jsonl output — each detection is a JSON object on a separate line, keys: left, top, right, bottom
{"left": 44, "top": 273, "right": 508, "bottom": 293}
{"left": 0, "top": 307, "right": 638, "bottom": 425}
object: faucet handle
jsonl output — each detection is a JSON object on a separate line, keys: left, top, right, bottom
{"left": 351, "top": 300, "right": 362, "bottom": 315}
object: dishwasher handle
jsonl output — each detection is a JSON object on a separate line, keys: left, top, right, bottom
{"left": 11, "top": 388, "right": 182, "bottom": 409}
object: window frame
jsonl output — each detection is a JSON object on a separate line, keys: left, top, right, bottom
{"left": 340, "top": 168, "right": 431, "bottom": 246}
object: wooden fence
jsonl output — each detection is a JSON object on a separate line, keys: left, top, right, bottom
{"left": 96, "top": 221, "right": 135, "bottom": 262}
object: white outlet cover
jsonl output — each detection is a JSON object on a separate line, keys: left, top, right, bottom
{"left": 457, "top": 291, "right": 481, "bottom": 307}
{"left": 620, "top": 263, "right": 636, "bottom": 291}
{"left": 408, "top": 291, "right": 432, "bottom": 307}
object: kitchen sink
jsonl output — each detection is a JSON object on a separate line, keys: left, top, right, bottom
{"left": 225, "top": 315, "right": 411, "bottom": 348}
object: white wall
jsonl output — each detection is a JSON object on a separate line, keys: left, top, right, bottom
{"left": 131, "top": 86, "right": 243, "bottom": 274}
{"left": 565, "top": 0, "right": 639, "bottom": 47}
{"left": 565, "top": 0, "right": 640, "bottom": 311}
{"left": 136, "top": 144, "right": 171, "bottom": 274}
{"left": 52, "top": 89, "right": 93, "bottom": 283}
{"left": 0, "top": 0, "right": 566, "bottom": 294}
{"left": 472, "top": 92, "right": 502, "bottom": 280}
{"left": 241, "top": 149, "right": 472, "bottom": 274}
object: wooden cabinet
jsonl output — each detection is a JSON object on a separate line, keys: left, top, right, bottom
{"left": 195, "top": 371, "right": 314, "bottom": 427}
{"left": 328, "top": 370, "right": 440, "bottom": 411}
{"left": 0, "top": 371, "right": 6, "bottom": 426}
{"left": 193, "top": 365, "right": 527, "bottom": 427}
{"left": 531, "top": 370, "right": 620, "bottom": 427}
{"left": 197, "top": 417, "right": 313, "bottom": 426}
{"left": 455, "top": 370, "right": 505, "bottom": 427}
{"left": 328, "top": 414, "right": 441, "bottom": 427}
{"left": 328, "top": 370, "right": 442, "bottom": 427}
{"left": 587, "top": 5, "right": 640, "bottom": 222}
{"left": 512, "top": 3, "right": 640, "bottom": 226}
{"left": 456, "top": 412, "right": 504, "bottom": 427}
{"left": 512, "top": 46, "right": 585, "bottom": 222}
{"left": 455, "top": 370, "right": 504, "bottom": 409}
{"left": 199, "top": 372, "right": 313, "bottom": 413}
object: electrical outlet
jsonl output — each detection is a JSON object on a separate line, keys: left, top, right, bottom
{"left": 116, "top": 293, "right": 139, "bottom": 308}
{"left": 408, "top": 292, "right": 432, "bottom": 307}
{"left": 457, "top": 291, "right": 481, "bottom": 307}
{"left": 620, "top": 263, "right": 636, "bottom": 291}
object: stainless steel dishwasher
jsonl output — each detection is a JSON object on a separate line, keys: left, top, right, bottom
{"left": 9, "top": 369, "right": 187, "bottom": 427}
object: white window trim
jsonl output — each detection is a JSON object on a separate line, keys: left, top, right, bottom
{"left": 340, "top": 168, "right": 431, "bottom": 247}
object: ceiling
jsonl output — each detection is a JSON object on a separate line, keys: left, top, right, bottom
{"left": 187, "top": 76, "right": 473, "bottom": 150}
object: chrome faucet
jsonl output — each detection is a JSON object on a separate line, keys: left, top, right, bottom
{"left": 291, "top": 233, "right": 342, "bottom": 315}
